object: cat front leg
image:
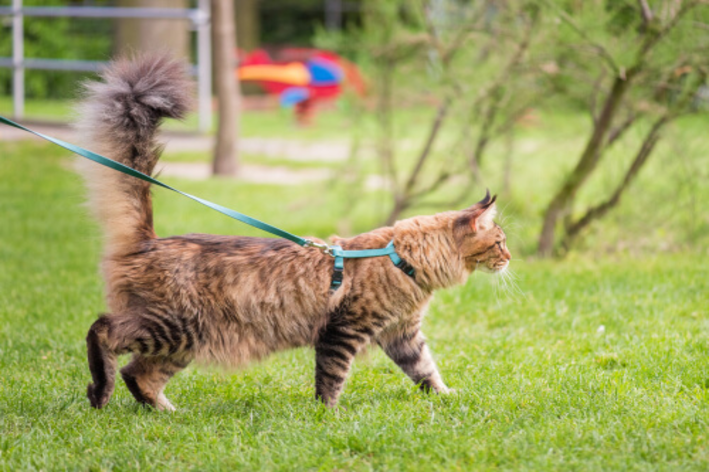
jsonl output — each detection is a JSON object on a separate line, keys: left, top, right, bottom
{"left": 314, "top": 322, "right": 370, "bottom": 407}
{"left": 379, "top": 328, "right": 451, "bottom": 394}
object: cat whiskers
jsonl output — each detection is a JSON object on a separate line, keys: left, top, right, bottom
{"left": 496, "top": 202, "right": 514, "bottom": 224}
{"left": 492, "top": 264, "right": 525, "bottom": 302}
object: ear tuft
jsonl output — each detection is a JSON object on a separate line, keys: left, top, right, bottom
{"left": 459, "top": 190, "right": 498, "bottom": 233}
{"left": 476, "top": 189, "right": 497, "bottom": 209}
{"left": 477, "top": 189, "right": 491, "bottom": 206}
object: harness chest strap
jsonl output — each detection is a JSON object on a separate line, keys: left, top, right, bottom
{"left": 329, "top": 240, "right": 415, "bottom": 291}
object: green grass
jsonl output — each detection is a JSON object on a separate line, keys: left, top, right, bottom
{"left": 2, "top": 139, "right": 709, "bottom": 470}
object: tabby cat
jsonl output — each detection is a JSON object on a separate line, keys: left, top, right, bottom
{"left": 79, "top": 55, "right": 511, "bottom": 411}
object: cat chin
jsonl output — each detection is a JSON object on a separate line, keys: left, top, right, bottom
{"left": 478, "top": 261, "right": 509, "bottom": 274}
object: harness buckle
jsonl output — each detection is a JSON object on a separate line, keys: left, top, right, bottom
{"left": 395, "top": 259, "right": 416, "bottom": 277}
{"left": 331, "top": 266, "right": 344, "bottom": 287}
{"left": 304, "top": 239, "right": 335, "bottom": 257}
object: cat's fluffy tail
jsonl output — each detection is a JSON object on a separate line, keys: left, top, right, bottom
{"left": 75, "top": 54, "right": 192, "bottom": 257}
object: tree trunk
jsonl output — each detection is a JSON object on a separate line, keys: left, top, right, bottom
{"left": 211, "top": 0, "right": 240, "bottom": 176}
{"left": 561, "top": 115, "right": 669, "bottom": 250}
{"left": 560, "top": 64, "right": 704, "bottom": 250}
{"left": 235, "top": 0, "right": 260, "bottom": 52}
{"left": 537, "top": 74, "right": 632, "bottom": 256}
{"left": 114, "top": 0, "right": 189, "bottom": 59}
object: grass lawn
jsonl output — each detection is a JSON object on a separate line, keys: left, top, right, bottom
{"left": 1, "top": 137, "right": 709, "bottom": 470}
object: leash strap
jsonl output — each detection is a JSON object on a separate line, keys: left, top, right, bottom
{"left": 0, "top": 115, "right": 310, "bottom": 247}
{"left": 0, "top": 115, "right": 416, "bottom": 290}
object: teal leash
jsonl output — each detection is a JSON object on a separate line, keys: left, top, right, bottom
{"left": 0, "top": 115, "right": 310, "bottom": 247}
{"left": 0, "top": 115, "right": 415, "bottom": 290}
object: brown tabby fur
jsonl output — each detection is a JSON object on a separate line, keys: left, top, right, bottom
{"left": 78, "top": 54, "right": 511, "bottom": 411}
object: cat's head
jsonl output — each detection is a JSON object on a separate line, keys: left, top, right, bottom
{"left": 454, "top": 190, "right": 511, "bottom": 274}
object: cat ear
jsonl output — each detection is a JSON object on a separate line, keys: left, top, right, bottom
{"left": 460, "top": 190, "right": 497, "bottom": 232}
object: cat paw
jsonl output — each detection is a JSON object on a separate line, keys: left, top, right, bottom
{"left": 156, "top": 393, "right": 176, "bottom": 412}
{"left": 87, "top": 383, "right": 110, "bottom": 409}
{"left": 436, "top": 385, "right": 456, "bottom": 395}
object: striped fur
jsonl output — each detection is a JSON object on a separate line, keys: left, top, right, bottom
{"left": 79, "top": 55, "right": 511, "bottom": 410}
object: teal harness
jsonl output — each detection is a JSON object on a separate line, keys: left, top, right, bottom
{"left": 0, "top": 116, "right": 415, "bottom": 291}
{"left": 329, "top": 242, "right": 415, "bottom": 289}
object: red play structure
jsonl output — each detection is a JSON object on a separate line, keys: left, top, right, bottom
{"left": 237, "top": 47, "right": 366, "bottom": 125}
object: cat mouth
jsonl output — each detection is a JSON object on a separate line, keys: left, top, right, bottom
{"left": 467, "top": 258, "right": 509, "bottom": 274}
{"left": 478, "top": 260, "right": 509, "bottom": 274}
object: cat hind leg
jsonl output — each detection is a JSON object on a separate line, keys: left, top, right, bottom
{"left": 120, "top": 354, "right": 191, "bottom": 411}
{"left": 86, "top": 312, "right": 195, "bottom": 410}
{"left": 86, "top": 314, "right": 119, "bottom": 409}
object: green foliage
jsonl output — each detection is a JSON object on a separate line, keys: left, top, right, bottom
{"left": 0, "top": 0, "right": 112, "bottom": 99}
{"left": 531, "top": 0, "right": 709, "bottom": 255}
{"left": 604, "top": 0, "right": 641, "bottom": 34}
{"left": 540, "top": 0, "right": 709, "bottom": 110}
{"left": 258, "top": 0, "right": 362, "bottom": 47}
{"left": 1, "top": 140, "right": 709, "bottom": 469}
{"left": 316, "top": 0, "right": 552, "bottom": 224}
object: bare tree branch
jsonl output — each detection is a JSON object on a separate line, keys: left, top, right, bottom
{"left": 408, "top": 171, "right": 452, "bottom": 202}
{"left": 492, "top": 98, "right": 540, "bottom": 138}
{"left": 640, "top": 0, "right": 701, "bottom": 55}
{"left": 690, "top": 20, "right": 709, "bottom": 30}
{"left": 403, "top": 98, "right": 450, "bottom": 195}
{"left": 537, "top": 0, "right": 705, "bottom": 256}
{"left": 589, "top": 69, "right": 607, "bottom": 126}
{"left": 638, "top": 0, "right": 654, "bottom": 27}
{"left": 538, "top": 71, "right": 634, "bottom": 256}
{"left": 473, "top": 13, "right": 535, "bottom": 109}
{"left": 561, "top": 63, "right": 706, "bottom": 250}
{"left": 440, "top": 2, "right": 489, "bottom": 66}
{"left": 376, "top": 60, "right": 398, "bottom": 195}
{"left": 562, "top": 114, "right": 669, "bottom": 247}
{"left": 543, "top": 0, "right": 620, "bottom": 74}
{"left": 419, "top": 0, "right": 446, "bottom": 64}
{"left": 468, "top": 95, "right": 500, "bottom": 173}
{"left": 415, "top": 186, "right": 475, "bottom": 211}
{"left": 606, "top": 111, "right": 639, "bottom": 147}
{"left": 463, "top": 14, "right": 536, "bottom": 174}
{"left": 379, "top": 1, "right": 543, "bottom": 225}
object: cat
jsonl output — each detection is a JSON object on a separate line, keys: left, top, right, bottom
{"left": 78, "top": 54, "right": 511, "bottom": 411}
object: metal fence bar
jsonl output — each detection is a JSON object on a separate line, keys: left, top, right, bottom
{"left": 196, "top": 0, "right": 212, "bottom": 133}
{"left": 11, "top": 58, "right": 200, "bottom": 76}
{"left": 22, "top": 59, "right": 105, "bottom": 73}
{"left": 325, "top": 0, "right": 343, "bottom": 30}
{"left": 12, "top": 0, "right": 23, "bottom": 120}
{"left": 0, "top": 2, "right": 212, "bottom": 133}
{"left": 0, "top": 6, "right": 199, "bottom": 20}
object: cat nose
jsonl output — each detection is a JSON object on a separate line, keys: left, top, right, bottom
{"left": 504, "top": 249, "right": 511, "bottom": 260}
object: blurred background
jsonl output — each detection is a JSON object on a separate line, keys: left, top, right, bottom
{"left": 1, "top": 5, "right": 708, "bottom": 467}
{"left": 1, "top": 0, "right": 708, "bottom": 259}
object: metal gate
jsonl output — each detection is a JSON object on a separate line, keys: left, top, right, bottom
{"left": 0, "top": 0, "right": 212, "bottom": 132}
